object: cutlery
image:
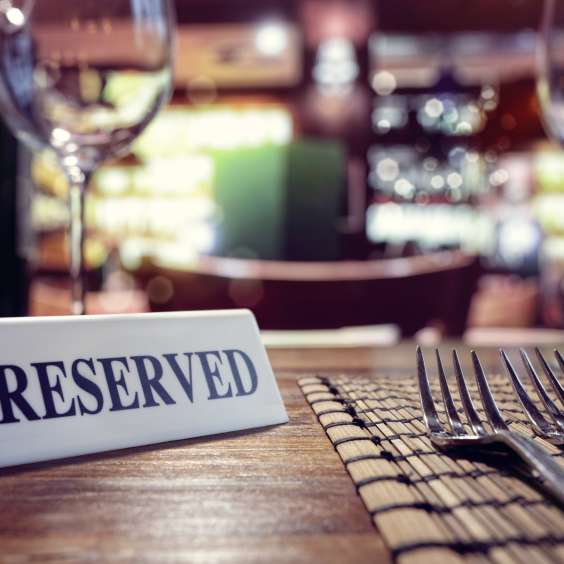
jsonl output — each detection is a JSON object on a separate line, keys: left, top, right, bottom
{"left": 501, "top": 348, "right": 564, "bottom": 445}
{"left": 417, "top": 347, "right": 564, "bottom": 504}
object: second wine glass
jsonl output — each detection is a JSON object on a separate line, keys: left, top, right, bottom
{"left": 0, "top": 0, "right": 175, "bottom": 314}
{"left": 538, "top": 0, "right": 564, "bottom": 145}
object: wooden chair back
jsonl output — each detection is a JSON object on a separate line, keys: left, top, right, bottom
{"left": 140, "top": 251, "right": 480, "bottom": 336}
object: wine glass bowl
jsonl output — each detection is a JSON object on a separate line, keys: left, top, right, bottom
{"left": 0, "top": 0, "right": 175, "bottom": 314}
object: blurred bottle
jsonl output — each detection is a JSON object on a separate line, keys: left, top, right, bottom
{"left": 0, "top": 118, "right": 29, "bottom": 316}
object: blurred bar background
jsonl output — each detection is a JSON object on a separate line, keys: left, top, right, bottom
{"left": 2, "top": 0, "right": 563, "bottom": 338}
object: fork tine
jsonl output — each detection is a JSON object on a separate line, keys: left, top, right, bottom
{"left": 471, "top": 351, "right": 507, "bottom": 432}
{"left": 555, "top": 349, "right": 564, "bottom": 381}
{"left": 500, "top": 350, "right": 554, "bottom": 436}
{"left": 416, "top": 346, "right": 444, "bottom": 435}
{"left": 435, "top": 350, "right": 465, "bottom": 434}
{"left": 521, "top": 349, "right": 564, "bottom": 432}
{"left": 536, "top": 348, "right": 564, "bottom": 406}
{"left": 452, "top": 350, "right": 484, "bottom": 435}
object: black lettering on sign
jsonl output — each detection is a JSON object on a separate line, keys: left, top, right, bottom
{"left": 72, "top": 358, "right": 104, "bottom": 416}
{"left": 97, "top": 357, "right": 140, "bottom": 412}
{"left": 31, "top": 361, "right": 76, "bottom": 419}
{"left": 163, "top": 353, "right": 195, "bottom": 403}
{"left": 0, "top": 347, "right": 264, "bottom": 424}
{"left": 196, "top": 351, "right": 233, "bottom": 400}
{"left": 131, "top": 355, "right": 175, "bottom": 408}
{"left": 223, "top": 350, "right": 258, "bottom": 397}
{"left": 0, "top": 365, "right": 40, "bottom": 424}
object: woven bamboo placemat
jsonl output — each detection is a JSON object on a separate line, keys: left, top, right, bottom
{"left": 299, "top": 369, "right": 564, "bottom": 564}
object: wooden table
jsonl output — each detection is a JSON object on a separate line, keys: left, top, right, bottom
{"left": 0, "top": 344, "right": 533, "bottom": 563}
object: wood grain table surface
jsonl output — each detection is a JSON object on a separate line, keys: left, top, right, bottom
{"left": 0, "top": 343, "right": 549, "bottom": 563}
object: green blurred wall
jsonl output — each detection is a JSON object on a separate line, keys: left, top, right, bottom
{"left": 213, "top": 139, "right": 345, "bottom": 261}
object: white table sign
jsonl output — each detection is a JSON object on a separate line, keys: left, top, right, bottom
{"left": 0, "top": 310, "right": 288, "bottom": 468}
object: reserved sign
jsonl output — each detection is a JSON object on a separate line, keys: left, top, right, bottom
{"left": 0, "top": 310, "right": 288, "bottom": 468}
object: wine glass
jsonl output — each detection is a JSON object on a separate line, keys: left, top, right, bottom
{"left": 0, "top": 0, "right": 175, "bottom": 314}
{"left": 538, "top": 0, "right": 564, "bottom": 327}
{"left": 538, "top": 0, "right": 564, "bottom": 145}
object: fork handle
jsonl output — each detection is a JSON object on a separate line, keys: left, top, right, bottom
{"left": 496, "top": 431, "right": 564, "bottom": 505}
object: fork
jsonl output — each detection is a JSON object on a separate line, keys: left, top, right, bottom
{"left": 500, "top": 348, "right": 564, "bottom": 445}
{"left": 417, "top": 347, "right": 564, "bottom": 505}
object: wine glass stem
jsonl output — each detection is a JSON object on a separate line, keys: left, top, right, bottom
{"left": 66, "top": 168, "right": 91, "bottom": 316}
